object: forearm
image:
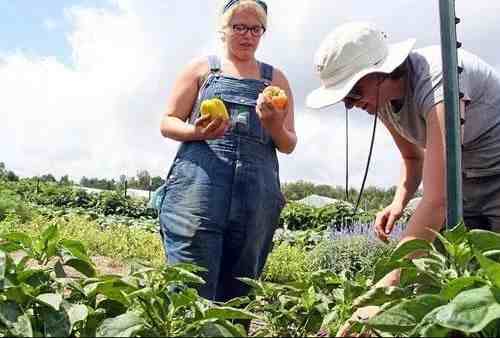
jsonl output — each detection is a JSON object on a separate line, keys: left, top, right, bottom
{"left": 392, "top": 158, "right": 423, "bottom": 209}
{"left": 376, "top": 198, "right": 445, "bottom": 288}
{"left": 269, "top": 125, "right": 297, "bottom": 154}
{"left": 160, "top": 116, "right": 199, "bottom": 142}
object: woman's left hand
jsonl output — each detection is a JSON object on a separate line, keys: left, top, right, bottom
{"left": 256, "top": 93, "right": 287, "bottom": 135}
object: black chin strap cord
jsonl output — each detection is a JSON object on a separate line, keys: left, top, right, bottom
{"left": 347, "top": 81, "right": 382, "bottom": 215}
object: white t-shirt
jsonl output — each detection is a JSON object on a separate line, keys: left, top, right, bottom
{"left": 379, "top": 46, "right": 500, "bottom": 178}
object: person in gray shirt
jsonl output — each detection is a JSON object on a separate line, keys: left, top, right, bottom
{"left": 306, "top": 21, "right": 500, "bottom": 335}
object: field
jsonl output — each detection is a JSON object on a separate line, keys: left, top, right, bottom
{"left": 2, "top": 178, "right": 500, "bottom": 337}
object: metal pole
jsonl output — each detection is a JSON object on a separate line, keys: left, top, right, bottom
{"left": 345, "top": 108, "right": 349, "bottom": 202}
{"left": 439, "top": 0, "right": 463, "bottom": 228}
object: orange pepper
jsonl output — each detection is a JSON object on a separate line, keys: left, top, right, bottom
{"left": 263, "top": 86, "right": 288, "bottom": 110}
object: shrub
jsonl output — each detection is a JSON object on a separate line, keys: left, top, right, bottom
{"left": 310, "top": 233, "right": 394, "bottom": 279}
{"left": 262, "top": 243, "right": 311, "bottom": 283}
{"left": 279, "top": 201, "right": 375, "bottom": 231}
{"left": 0, "top": 188, "right": 32, "bottom": 223}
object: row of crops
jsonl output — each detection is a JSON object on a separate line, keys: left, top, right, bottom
{"left": 2, "top": 178, "right": 500, "bottom": 336}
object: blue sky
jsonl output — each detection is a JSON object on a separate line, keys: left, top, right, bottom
{"left": 0, "top": 0, "right": 116, "bottom": 65}
{"left": 2, "top": 1, "right": 500, "bottom": 188}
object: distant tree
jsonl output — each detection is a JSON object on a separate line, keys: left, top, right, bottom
{"left": 128, "top": 177, "right": 139, "bottom": 189}
{"left": 136, "top": 170, "right": 151, "bottom": 190}
{"left": 80, "top": 176, "right": 89, "bottom": 187}
{"left": 119, "top": 174, "right": 127, "bottom": 185}
{"left": 60, "top": 175, "right": 72, "bottom": 185}
{"left": 40, "top": 174, "right": 56, "bottom": 183}
{"left": 282, "top": 180, "right": 399, "bottom": 212}
{"left": 0, "top": 162, "right": 5, "bottom": 177}
{"left": 151, "top": 176, "right": 165, "bottom": 190}
{"left": 5, "top": 171, "right": 18, "bottom": 182}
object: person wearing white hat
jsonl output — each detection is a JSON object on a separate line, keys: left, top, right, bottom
{"left": 307, "top": 21, "right": 500, "bottom": 335}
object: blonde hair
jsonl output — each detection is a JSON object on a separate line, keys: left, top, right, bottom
{"left": 218, "top": 0, "right": 267, "bottom": 32}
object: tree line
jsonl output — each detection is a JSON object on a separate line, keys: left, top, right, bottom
{"left": 1, "top": 162, "right": 407, "bottom": 211}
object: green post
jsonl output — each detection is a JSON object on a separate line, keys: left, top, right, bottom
{"left": 439, "top": 0, "right": 463, "bottom": 228}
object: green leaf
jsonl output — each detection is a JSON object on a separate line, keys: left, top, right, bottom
{"left": 433, "top": 231, "right": 457, "bottom": 258}
{"left": 64, "top": 303, "right": 89, "bottom": 329}
{"left": 165, "top": 266, "right": 205, "bottom": 285}
{"left": 204, "top": 307, "right": 259, "bottom": 320}
{"left": 0, "top": 250, "right": 6, "bottom": 281}
{"left": 60, "top": 240, "right": 91, "bottom": 261}
{"left": 0, "top": 242, "right": 23, "bottom": 253}
{"left": 199, "top": 322, "right": 234, "bottom": 337}
{"left": 41, "top": 308, "right": 71, "bottom": 337}
{"left": 216, "top": 321, "right": 247, "bottom": 337}
{"left": 444, "top": 222, "right": 468, "bottom": 245}
{"left": 2, "top": 233, "right": 32, "bottom": 249}
{"left": 353, "top": 286, "right": 410, "bottom": 309}
{"left": 374, "top": 257, "right": 414, "bottom": 282}
{"left": 97, "top": 299, "right": 127, "bottom": 317}
{"left": 168, "top": 288, "right": 199, "bottom": 309}
{"left": 0, "top": 301, "right": 33, "bottom": 337}
{"left": 222, "top": 296, "right": 250, "bottom": 308}
{"left": 36, "top": 293, "right": 63, "bottom": 311}
{"left": 468, "top": 230, "right": 500, "bottom": 253}
{"left": 96, "top": 312, "right": 144, "bottom": 337}
{"left": 63, "top": 257, "right": 96, "bottom": 278}
{"left": 412, "top": 257, "right": 444, "bottom": 275}
{"left": 5, "top": 286, "right": 31, "bottom": 304}
{"left": 17, "top": 269, "right": 49, "bottom": 287}
{"left": 302, "top": 286, "right": 317, "bottom": 310}
{"left": 475, "top": 251, "right": 500, "bottom": 288}
{"left": 440, "top": 276, "right": 485, "bottom": 301}
{"left": 390, "top": 239, "right": 432, "bottom": 262}
{"left": 237, "top": 277, "right": 264, "bottom": 295}
{"left": 40, "top": 224, "right": 59, "bottom": 258}
{"left": 410, "top": 306, "right": 450, "bottom": 337}
{"left": 368, "top": 295, "right": 447, "bottom": 333}
{"left": 434, "top": 286, "right": 500, "bottom": 333}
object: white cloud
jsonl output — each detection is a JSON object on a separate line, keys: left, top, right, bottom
{"left": 43, "top": 18, "right": 58, "bottom": 31}
{"left": 2, "top": 0, "right": 499, "bottom": 190}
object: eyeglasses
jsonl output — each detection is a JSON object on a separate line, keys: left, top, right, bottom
{"left": 231, "top": 24, "right": 266, "bottom": 37}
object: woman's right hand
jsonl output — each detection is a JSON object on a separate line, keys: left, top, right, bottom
{"left": 193, "top": 115, "right": 229, "bottom": 140}
{"left": 374, "top": 203, "right": 404, "bottom": 242}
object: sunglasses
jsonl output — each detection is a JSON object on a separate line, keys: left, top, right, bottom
{"left": 343, "top": 84, "right": 362, "bottom": 108}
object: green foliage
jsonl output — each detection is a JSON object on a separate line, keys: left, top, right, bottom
{"left": 240, "top": 271, "right": 369, "bottom": 337}
{"left": 281, "top": 181, "right": 400, "bottom": 212}
{"left": 345, "top": 223, "right": 500, "bottom": 337}
{"left": 1, "top": 214, "right": 164, "bottom": 267}
{"left": 0, "top": 225, "right": 258, "bottom": 337}
{"left": 279, "top": 201, "right": 373, "bottom": 231}
{"left": 310, "top": 235, "right": 393, "bottom": 279}
{"left": 0, "top": 184, "right": 32, "bottom": 223}
{"left": 262, "top": 243, "right": 311, "bottom": 283}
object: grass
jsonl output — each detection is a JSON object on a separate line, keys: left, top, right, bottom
{"left": 0, "top": 213, "right": 165, "bottom": 268}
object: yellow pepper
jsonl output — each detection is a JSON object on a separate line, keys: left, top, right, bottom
{"left": 200, "top": 98, "right": 229, "bottom": 121}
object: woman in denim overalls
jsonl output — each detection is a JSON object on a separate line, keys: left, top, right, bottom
{"left": 159, "top": 0, "right": 296, "bottom": 302}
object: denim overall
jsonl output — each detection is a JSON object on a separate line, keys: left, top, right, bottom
{"left": 159, "top": 55, "right": 285, "bottom": 301}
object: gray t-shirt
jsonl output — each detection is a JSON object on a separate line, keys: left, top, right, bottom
{"left": 379, "top": 46, "right": 500, "bottom": 177}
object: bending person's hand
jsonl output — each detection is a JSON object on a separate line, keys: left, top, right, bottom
{"left": 336, "top": 306, "right": 381, "bottom": 337}
{"left": 374, "top": 203, "right": 404, "bottom": 242}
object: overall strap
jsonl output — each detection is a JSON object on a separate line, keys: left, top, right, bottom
{"left": 260, "top": 61, "right": 274, "bottom": 84}
{"left": 207, "top": 55, "right": 222, "bottom": 74}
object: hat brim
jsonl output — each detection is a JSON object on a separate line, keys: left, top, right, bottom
{"left": 306, "top": 38, "right": 416, "bottom": 110}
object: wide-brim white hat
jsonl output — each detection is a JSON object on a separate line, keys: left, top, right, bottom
{"left": 306, "top": 22, "right": 416, "bottom": 109}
